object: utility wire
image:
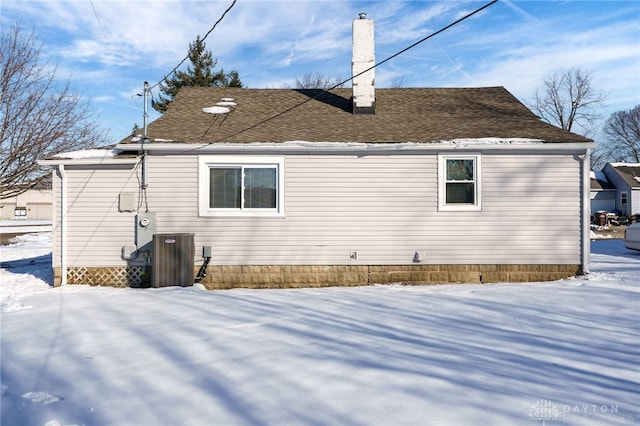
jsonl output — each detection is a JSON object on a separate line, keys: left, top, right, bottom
{"left": 148, "top": 0, "right": 238, "bottom": 92}
{"left": 208, "top": 0, "right": 499, "bottom": 144}
{"left": 344, "top": 0, "right": 499, "bottom": 89}
{"left": 89, "top": 0, "right": 142, "bottom": 120}
{"left": 89, "top": 0, "right": 108, "bottom": 46}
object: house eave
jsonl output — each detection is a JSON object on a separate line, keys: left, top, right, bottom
{"left": 115, "top": 139, "right": 596, "bottom": 155}
{"left": 38, "top": 158, "right": 140, "bottom": 167}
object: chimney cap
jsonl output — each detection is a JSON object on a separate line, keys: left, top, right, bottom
{"left": 358, "top": 12, "right": 367, "bottom": 19}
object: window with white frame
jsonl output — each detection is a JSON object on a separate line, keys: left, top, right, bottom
{"left": 198, "top": 156, "right": 284, "bottom": 216}
{"left": 14, "top": 206, "right": 27, "bottom": 218}
{"left": 438, "top": 154, "right": 482, "bottom": 211}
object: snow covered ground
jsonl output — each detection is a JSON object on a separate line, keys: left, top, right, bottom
{"left": 1, "top": 233, "right": 638, "bottom": 426}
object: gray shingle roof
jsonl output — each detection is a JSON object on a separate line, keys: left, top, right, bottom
{"left": 132, "top": 86, "right": 592, "bottom": 144}
{"left": 610, "top": 164, "right": 640, "bottom": 189}
{"left": 590, "top": 175, "right": 616, "bottom": 191}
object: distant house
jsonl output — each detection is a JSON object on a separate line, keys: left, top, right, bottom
{"left": 0, "top": 181, "right": 52, "bottom": 221}
{"left": 600, "top": 163, "right": 640, "bottom": 217}
{"left": 590, "top": 170, "right": 617, "bottom": 215}
{"left": 40, "top": 15, "right": 595, "bottom": 288}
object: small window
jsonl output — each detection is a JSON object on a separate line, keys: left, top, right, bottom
{"left": 199, "top": 156, "right": 284, "bottom": 217}
{"left": 438, "top": 154, "right": 482, "bottom": 211}
{"left": 14, "top": 206, "right": 27, "bottom": 218}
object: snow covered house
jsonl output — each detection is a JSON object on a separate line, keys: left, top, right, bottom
{"left": 590, "top": 170, "right": 617, "bottom": 215}
{"left": 40, "top": 15, "right": 595, "bottom": 288}
{"left": 600, "top": 162, "right": 640, "bottom": 217}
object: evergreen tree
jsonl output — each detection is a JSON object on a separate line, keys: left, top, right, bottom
{"left": 152, "top": 36, "right": 243, "bottom": 113}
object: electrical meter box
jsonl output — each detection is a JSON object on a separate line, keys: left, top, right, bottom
{"left": 136, "top": 212, "right": 156, "bottom": 251}
{"left": 152, "top": 233, "right": 195, "bottom": 287}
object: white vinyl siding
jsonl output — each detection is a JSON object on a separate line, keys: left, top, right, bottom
{"left": 58, "top": 152, "right": 582, "bottom": 268}
{"left": 52, "top": 164, "right": 141, "bottom": 268}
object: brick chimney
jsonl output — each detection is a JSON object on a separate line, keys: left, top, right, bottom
{"left": 352, "top": 13, "right": 375, "bottom": 114}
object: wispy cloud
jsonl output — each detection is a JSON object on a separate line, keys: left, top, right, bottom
{"left": 499, "top": 0, "right": 538, "bottom": 22}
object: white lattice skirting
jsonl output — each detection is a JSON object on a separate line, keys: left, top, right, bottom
{"left": 66, "top": 266, "right": 148, "bottom": 287}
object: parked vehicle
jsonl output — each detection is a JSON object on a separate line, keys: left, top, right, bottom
{"left": 623, "top": 222, "right": 640, "bottom": 251}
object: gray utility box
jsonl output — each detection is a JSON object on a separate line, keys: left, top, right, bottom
{"left": 152, "top": 233, "right": 195, "bottom": 288}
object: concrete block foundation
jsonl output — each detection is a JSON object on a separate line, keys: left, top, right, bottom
{"left": 54, "top": 264, "right": 583, "bottom": 288}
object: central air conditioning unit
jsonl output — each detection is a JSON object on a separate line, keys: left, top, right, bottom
{"left": 151, "top": 233, "right": 195, "bottom": 288}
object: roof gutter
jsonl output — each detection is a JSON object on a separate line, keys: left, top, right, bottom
{"left": 38, "top": 158, "right": 139, "bottom": 166}
{"left": 115, "top": 140, "right": 596, "bottom": 155}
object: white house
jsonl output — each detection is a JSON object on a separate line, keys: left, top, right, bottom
{"left": 590, "top": 170, "right": 617, "bottom": 215}
{"left": 40, "top": 15, "right": 595, "bottom": 288}
{"left": 600, "top": 163, "right": 640, "bottom": 217}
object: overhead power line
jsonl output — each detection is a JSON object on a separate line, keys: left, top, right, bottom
{"left": 89, "top": 0, "right": 142, "bottom": 117}
{"left": 346, "top": 0, "right": 499, "bottom": 88}
{"left": 208, "top": 0, "right": 499, "bottom": 144}
{"left": 148, "top": 0, "right": 238, "bottom": 92}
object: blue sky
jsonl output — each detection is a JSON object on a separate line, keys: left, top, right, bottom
{"left": 2, "top": 0, "right": 639, "bottom": 142}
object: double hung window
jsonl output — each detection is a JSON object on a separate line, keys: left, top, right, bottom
{"left": 438, "top": 154, "right": 482, "bottom": 211}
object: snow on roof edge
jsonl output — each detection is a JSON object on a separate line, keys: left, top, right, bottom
{"left": 610, "top": 162, "right": 640, "bottom": 167}
{"left": 124, "top": 137, "right": 545, "bottom": 147}
{"left": 52, "top": 148, "right": 122, "bottom": 160}
{"left": 129, "top": 136, "right": 174, "bottom": 143}
{"left": 592, "top": 170, "right": 608, "bottom": 182}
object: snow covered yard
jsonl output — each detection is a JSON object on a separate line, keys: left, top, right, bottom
{"left": 1, "top": 234, "right": 639, "bottom": 426}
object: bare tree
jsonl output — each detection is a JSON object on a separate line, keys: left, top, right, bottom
{"left": 590, "top": 146, "right": 610, "bottom": 171}
{"left": 389, "top": 76, "right": 406, "bottom": 88}
{"left": 600, "top": 105, "right": 640, "bottom": 164}
{"left": 293, "top": 72, "right": 346, "bottom": 89}
{"left": 1, "top": 23, "right": 107, "bottom": 199}
{"left": 528, "top": 68, "right": 607, "bottom": 138}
